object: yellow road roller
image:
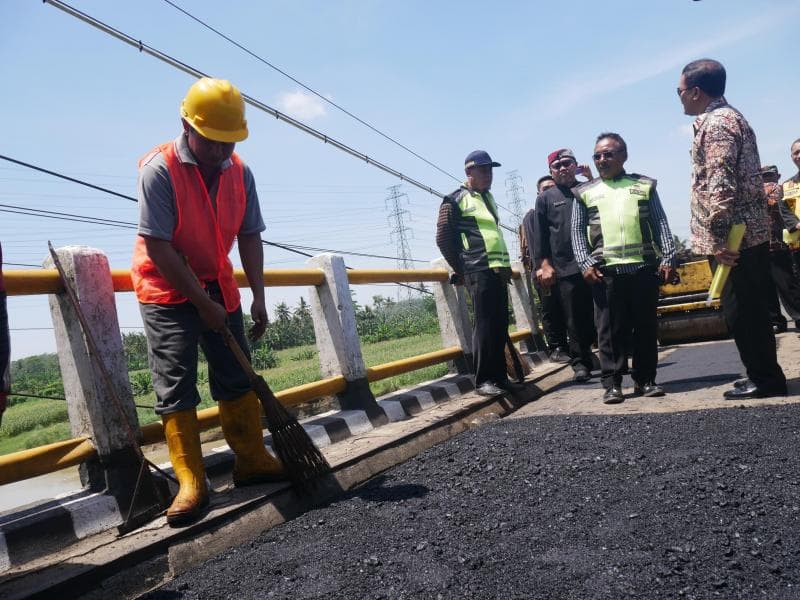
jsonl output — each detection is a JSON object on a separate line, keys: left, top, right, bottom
{"left": 657, "top": 260, "right": 729, "bottom": 345}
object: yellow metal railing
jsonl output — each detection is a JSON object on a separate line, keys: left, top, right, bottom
{"left": 0, "top": 438, "right": 95, "bottom": 486}
{"left": 1, "top": 264, "right": 531, "bottom": 486}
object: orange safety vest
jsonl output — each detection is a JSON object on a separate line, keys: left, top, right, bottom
{"left": 131, "top": 141, "right": 246, "bottom": 312}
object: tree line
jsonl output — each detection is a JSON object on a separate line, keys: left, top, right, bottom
{"left": 7, "top": 294, "right": 440, "bottom": 406}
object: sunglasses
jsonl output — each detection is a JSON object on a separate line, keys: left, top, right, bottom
{"left": 592, "top": 150, "right": 623, "bottom": 161}
{"left": 550, "top": 159, "right": 576, "bottom": 170}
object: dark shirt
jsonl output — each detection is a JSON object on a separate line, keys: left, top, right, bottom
{"left": 764, "top": 181, "right": 799, "bottom": 251}
{"left": 530, "top": 184, "right": 581, "bottom": 278}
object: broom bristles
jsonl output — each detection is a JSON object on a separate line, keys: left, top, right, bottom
{"left": 252, "top": 376, "right": 331, "bottom": 488}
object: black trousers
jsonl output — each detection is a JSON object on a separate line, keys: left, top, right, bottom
{"left": 715, "top": 243, "right": 786, "bottom": 392}
{"left": 767, "top": 249, "right": 800, "bottom": 326}
{"left": 533, "top": 279, "right": 568, "bottom": 351}
{"left": 592, "top": 267, "right": 660, "bottom": 389}
{"left": 465, "top": 269, "right": 509, "bottom": 386}
{"left": 558, "top": 273, "right": 595, "bottom": 372}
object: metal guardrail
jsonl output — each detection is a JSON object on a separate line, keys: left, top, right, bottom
{"left": 0, "top": 266, "right": 531, "bottom": 486}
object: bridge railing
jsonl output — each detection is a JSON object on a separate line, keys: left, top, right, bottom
{"left": 0, "top": 247, "right": 541, "bottom": 501}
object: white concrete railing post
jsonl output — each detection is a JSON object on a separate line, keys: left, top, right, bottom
{"left": 306, "top": 253, "right": 387, "bottom": 425}
{"left": 508, "top": 260, "right": 545, "bottom": 356}
{"left": 430, "top": 258, "right": 473, "bottom": 375}
{"left": 46, "top": 246, "right": 161, "bottom": 514}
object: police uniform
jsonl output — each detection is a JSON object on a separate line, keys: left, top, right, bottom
{"left": 436, "top": 177, "right": 512, "bottom": 390}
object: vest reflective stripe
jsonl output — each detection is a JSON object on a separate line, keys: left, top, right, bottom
{"left": 457, "top": 190, "right": 510, "bottom": 269}
{"left": 131, "top": 141, "right": 246, "bottom": 312}
{"left": 578, "top": 177, "right": 656, "bottom": 267}
{"left": 782, "top": 179, "right": 800, "bottom": 248}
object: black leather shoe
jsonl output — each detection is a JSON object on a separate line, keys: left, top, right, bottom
{"left": 733, "top": 377, "right": 751, "bottom": 389}
{"left": 573, "top": 367, "right": 591, "bottom": 383}
{"left": 549, "top": 348, "right": 571, "bottom": 364}
{"left": 476, "top": 382, "right": 505, "bottom": 396}
{"left": 723, "top": 380, "right": 787, "bottom": 400}
{"left": 633, "top": 381, "right": 665, "bottom": 397}
{"left": 602, "top": 386, "right": 624, "bottom": 404}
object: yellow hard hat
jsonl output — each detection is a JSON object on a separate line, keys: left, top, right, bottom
{"left": 180, "top": 78, "right": 248, "bottom": 143}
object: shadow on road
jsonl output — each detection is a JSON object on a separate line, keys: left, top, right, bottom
{"left": 660, "top": 373, "right": 741, "bottom": 392}
{"left": 348, "top": 475, "right": 429, "bottom": 503}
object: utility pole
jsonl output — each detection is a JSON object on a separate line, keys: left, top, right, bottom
{"left": 504, "top": 170, "right": 525, "bottom": 260}
{"left": 385, "top": 184, "right": 417, "bottom": 300}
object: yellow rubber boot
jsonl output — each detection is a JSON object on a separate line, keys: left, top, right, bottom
{"left": 162, "top": 410, "right": 209, "bottom": 526}
{"left": 219, "top": 391, "right": 285, "bottom": 486}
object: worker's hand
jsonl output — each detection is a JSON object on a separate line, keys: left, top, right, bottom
{"left": 249, "top": 298, "right": 269, "bottom": 341}
{"left": 713, "top": 245, "right": 740, "bottom": 267}
{"left": 449, "top": 273, "right": 464, "bottom": 286}
{"left": 198, "top": 299, "right": 229, "bottom": 333}
{"left": 582, "top": 265, "right": 603, "bottom": 284}
{"left": 538, "top": 263, "right": 556, "bottom": 288}
{"left": 659, "top": 265, "right": 679, "bottom": 285}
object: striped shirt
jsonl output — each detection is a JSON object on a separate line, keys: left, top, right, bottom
{"left": 571, "top": 173, "right": 676, "bottom": 274}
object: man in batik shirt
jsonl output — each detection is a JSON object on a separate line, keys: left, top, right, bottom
{"left": 677, "top": 58, "right": 786, "bottom": 399}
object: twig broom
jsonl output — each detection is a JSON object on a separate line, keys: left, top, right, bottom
{"left": 218, "top": 325, "right": 331, "bottom": 489}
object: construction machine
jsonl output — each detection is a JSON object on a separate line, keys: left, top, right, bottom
{"left": 657, "top": 259, "right": 729, "bottom": 345}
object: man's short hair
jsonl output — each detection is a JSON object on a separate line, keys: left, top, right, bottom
{"left": 682, "top": 59, "right": 726, "bottom": 98}
{"left": 792, "top": 138, "right": 800, "bottom": 148}
{"left": 595, "top": 132, "right": 627, "bottom": 153}
{"left": 536, "top": 175, "right": 554, "bottom": 191}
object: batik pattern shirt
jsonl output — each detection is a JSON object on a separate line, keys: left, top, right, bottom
{"left": 689, "top": 97, "right": 769, "bottom": 254}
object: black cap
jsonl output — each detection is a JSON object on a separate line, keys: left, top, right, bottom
{"left": 464, "top": 150, "right": 501, "bottom": 169}
{"left": 760, "top": 165, "right": 780, "bottom": 177}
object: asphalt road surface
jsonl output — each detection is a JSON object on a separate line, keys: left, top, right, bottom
{"left": 142, "top": 338, "right": 800, "bottom": 599}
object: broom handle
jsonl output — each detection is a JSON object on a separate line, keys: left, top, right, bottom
{"left": 179, "top": 257, "right": 263, "bottom": 384}
{"left": 219, "top": 325, "right": 260, "bottom": 383}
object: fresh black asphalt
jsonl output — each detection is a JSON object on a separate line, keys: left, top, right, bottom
{"left": 142, "top": 399, "right": 800, "bottom": 599}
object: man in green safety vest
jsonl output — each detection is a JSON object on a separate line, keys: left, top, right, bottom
{"left": 571, "top": 133, "right": 677, "bottom": 404}
{"left": 436, "top": 150, "right": 518, "bottom": 396}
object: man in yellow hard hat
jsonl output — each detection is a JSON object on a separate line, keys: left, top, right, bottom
{"left": 132, "top": 78, "right": 284, "bottom": 526}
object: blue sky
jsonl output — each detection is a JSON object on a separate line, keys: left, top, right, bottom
{"left": 1, "top": 0, "right": 799, "bottom": 359}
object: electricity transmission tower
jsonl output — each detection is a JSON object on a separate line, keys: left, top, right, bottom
{"left": 504, "top": 170, "right": 525, "bottom": 260}
{"left": 385, "top": 184, "right": 418, "bottom": 300}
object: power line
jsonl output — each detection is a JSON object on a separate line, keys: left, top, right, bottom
{"left": 0, "top": 154, "right": 137, "bottom": 203}
{"left": 160, "top": 0, "right": 462, "bottom": 185}
{"left": 44, "top": 0, "right": 444, "bottom": 200}
{"left": 0, "top": 156, "right": 427, "bottom": 264}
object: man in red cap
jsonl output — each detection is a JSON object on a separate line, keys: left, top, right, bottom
{"left": 436, "top": 150, "right": 518, "bottom": 396}
{"left": 525, "top": 149, "right": 596, "bottom": 382}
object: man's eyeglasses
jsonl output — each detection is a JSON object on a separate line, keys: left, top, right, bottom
{"left": 550, "top": 159, "right": 575, "bottom": 170}
{"left": 676, "top": 86, "right": 692, "bottom": 97}
{"left": 592, "top": 150, "right": 622, "bottom": 161}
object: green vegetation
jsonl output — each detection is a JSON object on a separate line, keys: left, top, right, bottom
{"left": 0, "top": 295, "right": 452, "bottom": 456}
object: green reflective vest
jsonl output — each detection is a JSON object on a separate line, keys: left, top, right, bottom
{"left": 575, "top": 174, "right": 657, "bottom": 267}
{"left": 452, "top": 187, "right": 510, "bottom": 272}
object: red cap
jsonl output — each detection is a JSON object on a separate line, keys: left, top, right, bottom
{"left": 547, "top": 148, "right": 576, "bottom": 166}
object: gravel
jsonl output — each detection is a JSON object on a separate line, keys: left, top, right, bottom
{"left": 142, "top": 404, "right": 800, "bottom": 599}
